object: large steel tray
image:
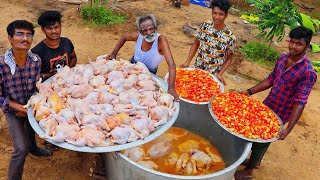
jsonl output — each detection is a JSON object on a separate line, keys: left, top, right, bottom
{"left": 208, "top": 95, "right": 284, "bottom": 143}
{"left": 28, "top": 74, "right": 180, "bottom": 153}
{"left": 164, "top": 68, "right": 224, "bottom": 105}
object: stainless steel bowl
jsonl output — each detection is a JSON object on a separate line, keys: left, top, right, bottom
{"left": 27, "top": 74, "right": 180, "bottom": 153}
{"left": 208, "top": 94, "right": 284, "bottom": 143}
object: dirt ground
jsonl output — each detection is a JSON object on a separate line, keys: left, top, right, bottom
{"left": 0, "top": 0, "right": 319, "bottom": 179}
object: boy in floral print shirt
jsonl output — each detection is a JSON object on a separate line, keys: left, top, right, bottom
{"left": 180, "top": 0, "right": 236, "bottom": 85}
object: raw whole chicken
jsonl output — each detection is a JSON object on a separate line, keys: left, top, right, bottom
{"left": 58, "top": 109, "right": 76, "bottom": 124}
{"left": 107, "top": 125, "right": 143, "bottom": 145}
{"left": 44, "top": 114, "right": 80, "bottom": 143}
{"left": 98, "top": 90, "right": 118, "bottom": 104}
{"left": 48, "top": 93, "right": 63, "bottom": 114}
{"left": 131, "top": 117, "right": 155, "bottom": 138}
{"left": 157, "top": 93, "right": 174, "bottom": 108}
{"left": 149, "top": 106, "right": 172, "bottom": 127}
{"left": 27, "top": 55, "right": 176, "bottom": 147}
{"left": 68, "top": 124, "right": 109, "bottom": 147}
{"left": 89, "top": 75, "right": 106, "bottom": 88}
{"left": 39, "top": 118, "right": 58, "bottom": 136}
{"left": 36, "top": 78, "right": 53, "bottom": 94}
{"left": 107, "top": 71, "right": 126, "bottom": 84}
{"left": 138, "top": 80, "right": 156, "bottom": 92}
{"left": 81, "top": 113, "right": 109, "bottom": 130}
{"left": 106, "top": 113, "right": 131, "bottom": 130}
{"left": 140, "top": 91, "right": 158, "bottom": 108}
{"left": 35, "top": 104, "right": 52, "bottom": 121}
{"left": 69, "top": 84, "right": 93, "bottom": 98}
{"left": 109, "top": 78, "right": 125, "bottom": 95}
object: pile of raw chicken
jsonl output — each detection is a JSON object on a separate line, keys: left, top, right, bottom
{"left": 25, "top": 55, "right": 176, "bottom": 147}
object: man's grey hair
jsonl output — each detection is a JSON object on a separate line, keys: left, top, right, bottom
{"left": 136, "top": 14, "right": 157, "bottom": 32}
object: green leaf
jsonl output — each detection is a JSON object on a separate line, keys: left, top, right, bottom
{"left": 312, "top": 61, "right": 320, "bottom": 67}
{"left": 300, "top": 13, "right": 316, "bottom": 33}
{"left": 311, "top": 19, "right": 320, "bottom": 29}
{"left": 310, "top": 43, "right": 320, "bottom": 53}
{"left": 313, "top": 65, "right": 320, "bottom": 72}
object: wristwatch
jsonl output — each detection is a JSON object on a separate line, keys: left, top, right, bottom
{"left": 247, "top": 88, "right": 253, "bottom": 96}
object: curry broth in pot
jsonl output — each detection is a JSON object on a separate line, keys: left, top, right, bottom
{"left": 123, "top": 127, "right": 225, "bottom": 176}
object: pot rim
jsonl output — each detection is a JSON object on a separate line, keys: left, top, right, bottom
{"left": 117, "top": 142, "right": 252, "bottom": 179}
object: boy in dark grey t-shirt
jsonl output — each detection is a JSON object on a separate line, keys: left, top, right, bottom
{"left": 31, "top": 10, "right": 77, "bottom": 81}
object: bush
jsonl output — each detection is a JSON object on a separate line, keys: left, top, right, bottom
{"left": 239, "top": 42, "right": 280, "bottom": 68}
{"left": 80, "top": 4, "right": 125, "bottom": 26}
{"left": 312, "top": 61, "right": 320, "bottom": 72}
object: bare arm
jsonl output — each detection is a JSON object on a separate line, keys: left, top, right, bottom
{"left": 241, "top": 78, "right": 272, "bottom": 96}
{"left": 179, "top": 39, "right": 200, "bottom": 68}
{"left": 69, "top": 50, "right": 77, "bottom": 68}
{"left": 159, "top": 36, "right": 179, "bottom": 101}
{"left": 278, "top": 104, "right": 304, "bottom": 140}
{"left": 9, "top": 101, "right": 27, "bottom": 113}
{"left": 108, "top": 31, "right": 140, "bottom": 60}
{"left": 9, "top": 100, "right": 27, "bottom": 117}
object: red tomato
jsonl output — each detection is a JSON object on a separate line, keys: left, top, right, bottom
{"left": 173, "top": 68, "right": 221, "bottom": 103}
{"left": 211, "top": 92, "right": 280, "bottom": 140}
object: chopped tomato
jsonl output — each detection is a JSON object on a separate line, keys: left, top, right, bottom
{"left": 211, "top": 91, "right": 281, "bottom": 140}
{"left": 174, "top": 68, "right": 221, "bottom": 103}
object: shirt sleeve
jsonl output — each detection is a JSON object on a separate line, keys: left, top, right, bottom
{"left": 30, "top": 55, "right": 42, "bottom": 95}
{"left": 66, "top": 37, "right": 75, "bottom": 53}
{"left": 0, "top": 75, "right": 10, "bottom": 113}
{"left": 194, "top": 21, "right": 206, "bottom": 40}
{"left": 267, "top": 63, "right": 277, "bottom": 85}
{"left": 31, "top": 45, "right": 40, "bottom": 56}
{"left": 294, "top": 71, "right": 317, "bottom": 105}
{"left": 227, "top": 34, "right": 236, "bottom": 53}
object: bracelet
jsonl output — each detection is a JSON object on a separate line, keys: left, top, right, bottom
{"left": 247, "top": 88, "right": 253, "bottom": 96}
{"left": 42, "top": 74, "right": 45, "bottom": 80}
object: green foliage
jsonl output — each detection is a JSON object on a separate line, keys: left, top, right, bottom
{"left": 311, "top": 42, "right": 320, "bottom": 53}
{"left": 240, "top": 14, "right": 259, "bottom": 23}
{"left": 312, "top": 61, "right": 320, "bottom": 72}
{"left": 80, "top": 4, "right": 125, "bottom": 26}
{"left": 94, "top": 0, "right": 108, "bottom": 2}
{"left": 243, "top": 0, "right": 301, "bottom": 43}
{"left": 243, "top": 1, "right": 320, "bottom": 54}
{"left": 239, "top": 42, "right": 280, "bottom": 68}
{"left": 299, "top": 13, "right": 320, "bottom": 53}
{"left": 300, "top": 13, "right": 320, "bottom": 34}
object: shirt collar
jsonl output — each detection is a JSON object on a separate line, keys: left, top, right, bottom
{"left": 284, "top": 52, "right": 307, "bottom": 66}
{"left": 209, "top": 21, "right": 228, "bottom": 31}
{"left": 4, "top": 48, "right": 38, "bottom": 75}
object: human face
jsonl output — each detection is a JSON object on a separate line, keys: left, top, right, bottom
{"left": 41, "top": 21, "right": 61, "bottom": 40}
{"left": 140, "top": 19, "right": 156, "bottom": 43}
{"left": 288, "top": 38, "right": 308, "bottom": 56}
{"left": 212, "top": 7, "right": 228, "bottom": 28}
{"left": 8, "top": 28, "right": 33, "bottom": 50}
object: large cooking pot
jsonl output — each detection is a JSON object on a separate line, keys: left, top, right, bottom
{"left": 104, "top": 75, "right": 252, "bottom": 180}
